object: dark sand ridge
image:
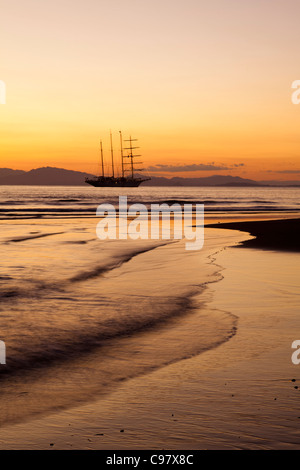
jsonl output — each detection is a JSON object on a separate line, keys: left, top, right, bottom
{"left": 207, "top": 217, "right": 300, "bottom": 252}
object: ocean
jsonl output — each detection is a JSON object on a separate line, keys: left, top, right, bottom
{"left": 0, "top": 185, "right": 299, "bottom": 219}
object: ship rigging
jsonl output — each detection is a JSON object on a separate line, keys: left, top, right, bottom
{"left": 85, "top": 131, "right": 150, "bottom": 187}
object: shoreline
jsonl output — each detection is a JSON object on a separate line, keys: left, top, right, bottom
{"left": 0, "top": 223, "right": 247, "bottom": 430}
{"left": 0, "top": 216, "right": 299, "bottom": 448}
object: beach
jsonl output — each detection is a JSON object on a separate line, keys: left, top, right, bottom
{"left": 2, "top": 0, "right": 300, "bottom": 452}
{"left": 0, "top": 186, "right": 299, "bottom": 449}
{"left": 0, "top": 224, "right": 299, "bottom": 449}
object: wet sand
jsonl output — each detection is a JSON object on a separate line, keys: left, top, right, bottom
{"left": 0, "top": 217, "right": 299, "bottom": 449}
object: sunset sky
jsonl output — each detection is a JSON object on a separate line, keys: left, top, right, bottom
{"left": 1, "top": 0, "right": 300, "bottom": 180}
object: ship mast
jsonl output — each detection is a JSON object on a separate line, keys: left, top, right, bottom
{"left": 110, "top": 131, "right": 115, "bottom": 178}
{"left": 85, "top": 132, "right": 151, "bottom": 186}
{"left": 124, "top": 136, "right": 141, "bottom": 179}
{"left": 119, "top": 131, "right": 124, "bottom": 178}
{"left": 100, "top": 139, "right": 104, "bottom": 177}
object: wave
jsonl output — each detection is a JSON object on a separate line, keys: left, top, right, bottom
{"left": 0, "top": 294, "right": 195, "bottom": 376}
{"left": 0, "top": 219, "right": 245, "bottom": 426}
{"left": 8, "top": 232, "right": 65, "bottom": 243}
{"left": 0, "top": 208, "right": 94, "bottom": 213}
{"left": 68, "top": 243, "right": 171, "bottom": 283}
{"left": 0, "top": 304, "right": 238, "bottom": 428}
{"left": 0, "top": 241, "right": 170, "bottom": 300}
{"left": 55, "top": 199, "right": 81, "bottom": 203}
{"left": 153, "top": 199, "right": 277, "bottom": 205}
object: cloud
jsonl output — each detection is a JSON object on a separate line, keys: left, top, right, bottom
{"left": 267, "top": 170, "right": 300, "bottom": 174}
{"left": 144, "top": 163, "right": 245, "bottom": 172}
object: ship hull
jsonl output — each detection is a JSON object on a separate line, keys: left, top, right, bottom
{"left": 85, "top": 177, "right": 149, "bottom": 188}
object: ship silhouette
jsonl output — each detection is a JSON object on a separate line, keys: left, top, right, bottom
{"left": 85, "top": 131, "right": 150, "bottom": 187}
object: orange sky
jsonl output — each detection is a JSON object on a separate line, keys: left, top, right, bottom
{"left": 1, "top": 0, "right": 300, "bottom": 181}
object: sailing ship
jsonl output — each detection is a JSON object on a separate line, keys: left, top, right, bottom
{"left": 85, "top": 131, "right": 151, "bottom": 187}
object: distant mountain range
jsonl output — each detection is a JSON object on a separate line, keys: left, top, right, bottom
{"left": 0, "top": 167, "right": 94, "bottom": 186}
{"left": 0, "top": 167, "right": 299, "bottom": 187}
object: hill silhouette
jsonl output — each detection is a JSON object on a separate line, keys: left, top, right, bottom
{"left": 0, "top": 167, "right": 298, "bottom": 186}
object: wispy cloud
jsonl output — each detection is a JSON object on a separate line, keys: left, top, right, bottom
{"left": 145, "top": 163, "right": 245, "bottom": 173}
{"left": 267, "top": 170, "right": 300, "bottom": 174}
